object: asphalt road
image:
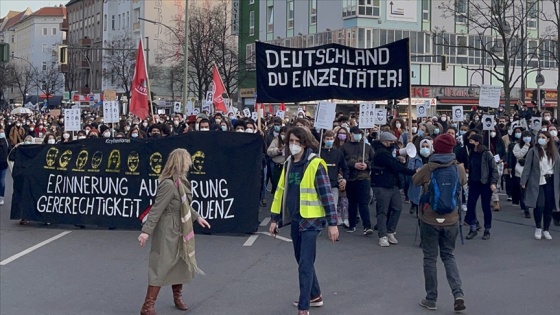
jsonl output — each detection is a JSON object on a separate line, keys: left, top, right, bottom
{"left": 1, "top": 174, "right": 559, "bottom": 315}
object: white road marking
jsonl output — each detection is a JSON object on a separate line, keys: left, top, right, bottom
{"left": 260, "top": 217, "right": 270, "bottom": 226}
{"left": 243, "top": 234, "right": 259, "bottom": 247}
{"left": 256, "top": 231, "right": 292, "bottom": 242}
{"left": 0, "top": 231, "right": 72, "bottom": 266}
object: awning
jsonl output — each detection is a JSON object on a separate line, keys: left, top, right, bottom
{"left": 437, "top": 97, "right": 520, "bottom": 105}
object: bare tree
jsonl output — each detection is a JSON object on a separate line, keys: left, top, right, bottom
{"left": 34, "top": 61, "right": 65, "bottom": 100}
{"left": 540, "top": 0, "right": 560, "bottom": 119}
{"left": 9, "top": 63, "right": 35, "bottom": 104}
{"left": 0, "top": 63, "right": 15, "bottom": 108}
{"left": 436, "top": 0, "right": 538, "bottom": 112}
{"left": 103, "top": 33, "right": 136, "bottom": 101}
{"left": 63, "top": 49, "right": 81, "bottom": 93}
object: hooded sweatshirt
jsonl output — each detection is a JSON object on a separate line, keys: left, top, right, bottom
{"left": 412, "top": 153, "right": 467, "bottom": 226}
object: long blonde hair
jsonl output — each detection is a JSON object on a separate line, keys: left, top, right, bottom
{"left": 158, "top": 149, "right": 192, "bottom": 182}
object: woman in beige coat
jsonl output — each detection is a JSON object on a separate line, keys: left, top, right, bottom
{"left": 138, "top": 149, "right": 211, "bottom": 315}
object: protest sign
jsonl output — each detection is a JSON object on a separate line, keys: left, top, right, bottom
{"left": 531, "top": 117, "right": 542, "bottom": 131}
{"left": 359, "top": 102, "right": 376, "bottom": 129}
{"left": 103, "top": 101, "right": 119, "bottom": 123}
{"left": 255, "top": 38, "right": 411, "bottom": 103}
{"left": 314, "top": 101, "right": 336, "bottom": 130}
{"left": 243, "top": 108, "right": 251, "bottom": 117}
{"left": 10, "top": 133, "right": 263, "bottom": 234}
{"left": 374, "top": 108, "right": 387, "bottom": 125}
{"left": 276, "top": 110, "right": 285, "bottom": 119}
{"left": 64, "top": 109, "right": 81, "bottom": 132}
{"left": 452, "top": 106, "right": 463, "bottom": 122}
{"left": 479, "top": 85, "right": 501, "bottom": 108}
{"left": 482, "top": 115, "right": 495, "bottom": 130}
{"left": 173, "top": 102, "right": 182, "bottom": 113}
{"left": 416, "top": 104, "right": 427, "bottom": 117}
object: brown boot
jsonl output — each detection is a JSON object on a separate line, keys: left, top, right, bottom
{"left": 140, "top": 285, "right": 161, "bottom": 315}
{"left": 172, "top": 284, "right": 189, "bottom": 311}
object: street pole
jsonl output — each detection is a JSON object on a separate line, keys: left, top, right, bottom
{"left": 183, "top": 0, "right": 189, "bottom": 107}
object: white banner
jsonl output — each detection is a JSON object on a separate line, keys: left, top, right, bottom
{"left": 103, "top": 101, "right": 119, "bottom": 123}
{"left": 358, "top": 102, "right": 376, "bottom": 129}
{"left": 479, "top": 85, "right": 501, "bottom": 108}
{"left": 314, "top": 101, "right": 336, "bottom": 130}
{"left": 63, "top": 109, "right": 81, "bottom": 132}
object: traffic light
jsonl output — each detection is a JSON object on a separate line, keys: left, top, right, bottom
{"left": 58, "top": 45, "right": 68, "bottom": 64}
{"left": 540, "top": 90, "right": 546, "bottom": 101}
{"left": 441, "top": 54, "right": 448, "bottom": 71}
{"left": 0, "top": 43, "right": 9, "bottom": 63}
{"left": 531, "top": 89, "right": 538, "bottom": 105}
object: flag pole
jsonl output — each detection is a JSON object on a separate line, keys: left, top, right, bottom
{"left": 142, "top": 38, "right": 155, "bottom": 122}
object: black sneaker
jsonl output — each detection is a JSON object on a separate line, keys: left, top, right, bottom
{"left": 260, "top": 199, "right": 267, "bottom": 207}
{"left": 454, "top": 297, "right": 466, "bottom": 312}
{"left": 420, "top": 299, "right": 437, "bottom": 310}
{"left": 554, "top": 218, "right": 560, "bottom": 226}
{"left": 465, "top": 231, "right": 478, "bottom": 240}
{"left": 363, "top": 228, "right": 374, "bottom": 236}
{"left": 482, "top": 230, "right": 491, "bottom": 240}
{"left": 525, "top": 210, "right": 532, "bottom": 219}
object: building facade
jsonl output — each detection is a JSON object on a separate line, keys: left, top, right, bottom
{"left": 238, "top": 0, "right": 559, "bottom": 116}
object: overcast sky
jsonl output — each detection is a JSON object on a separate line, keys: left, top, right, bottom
{"left": 1, "top": 1, "right": 67, "bottom": 17}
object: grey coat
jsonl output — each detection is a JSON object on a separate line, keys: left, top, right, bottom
{"left": 520, "top": 148, "right": 560, "bottom": 210}
{"left": 142, "top": 179, "right": 200, "bottom": 286}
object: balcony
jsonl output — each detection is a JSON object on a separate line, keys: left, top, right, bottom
{"left": 80, "top": 37, "right": 92, "bottom": 47}
{"left": 60, "top": 20, "right": 69, "bottom": 31}
{"left": 133, "top": 22, "right": 140, "bottom": 31}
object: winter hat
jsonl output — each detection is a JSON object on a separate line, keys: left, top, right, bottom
{"left": 379, "top": 131, "right": 397, "bottom": 142}
{"left": 469, "top": 133, "right": 483, "bottom": 144}
{"left": 433, "top": 133, "right": 456, "bottom": 154}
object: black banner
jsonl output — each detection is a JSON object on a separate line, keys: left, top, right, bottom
{"left": 256, "top": 38, "right": 410, "bottom": 103}
{"left": 10, "top": 133, "right": 263, "bottom": 234}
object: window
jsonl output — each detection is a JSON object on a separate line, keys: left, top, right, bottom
{"left": 104, "top": 14, "right": 107, "bottom": 31}
{"left": 455, "top": 0, "right": 467, "bottom": 24}
{"left": 528, "top": 40, "right": 539, "bottom": 58}
{"left": 310, "top": 0, "right": 317, "bottom": 25}
{"left": 43, "top": 28, "right": 48, "bottom": 35}
{"left": 358, "top": 0, "right": 380, "bottom": 17}
{"left": 267, "top": 5, "right": 274, "bottom": 33}
{"left": 52, "top": 28, "right": 57, "bottom": 36}
{"left": 118, "top": 14, "right": 121, "bottom": 29}
{"left": 112, "top": 15, "right": 115, "bottom": 30}
{"left": 250, "top": 0, "right": 254, "bottom": 4}
{"left": 42, "top": 62, "right": 47, "bottom": 71}
{"left": 249, "top": 11, "right": 255, "bottom": 36}
{"left": 246, "top": 43, "right": 255, "bottom": 70}
{"left": 527, "top": 0, "right": 537, "bottom": 29}
{"left": 42, "top": 44, "right": 48, "bottom": 52}
{"left": 343, "top": 0, "right": 357, "bottom": 17}
{"left": 457, "top": 35, "right": 468, "bottom": 56}
{"left": 287, "top": 0, "right": 294, "bottom": 29}
{"left": 422, "top": 0, "right": 430, "bottom": 21}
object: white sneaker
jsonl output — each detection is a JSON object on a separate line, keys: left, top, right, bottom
{"left": 543, "top": 231, "right": 552, "bottom": 240}
{"left": 343, "top": 219, "right": 349, "bottom": 227}
{"left": 379, "top": 236, "right": 390, "bottom": 247}
{"left": 461, "top": 204, "right": 467, "bottom": 212}
{"left": 387, "top": 233, "right": 398, "bottom": 244}
{"left": 0, "top": 197, "right": 4, "bottom": 205}
{"left": 535, "top": 228, "right": 542, "bottom": 240}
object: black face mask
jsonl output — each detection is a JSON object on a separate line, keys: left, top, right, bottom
{"left": 152, "top": 133, "right": 161, "bottom": 138}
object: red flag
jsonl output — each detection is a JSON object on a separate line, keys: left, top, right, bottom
{"left": 130, "top": 40, "right": 149, "bottom": 119}
{"left": 212, "top": 64, "right": 228, "bottom": 113}
{"left": 280, "top": 103, "right": 286, "bottom": 111}
{"left": 268, "top": 103, "right": 273, "bottom": 113}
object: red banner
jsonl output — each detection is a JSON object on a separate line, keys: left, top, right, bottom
{"left": 212, "top": 64, "right": 228, "bottom": 113}
{"left": 129, "top": 40, "right": 149, "bottom": 119}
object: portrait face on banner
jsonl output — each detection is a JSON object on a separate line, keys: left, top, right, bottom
{"left": 482, "top": 115, "right": 495, "bottom": 131}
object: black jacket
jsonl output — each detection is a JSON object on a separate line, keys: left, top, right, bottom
{"left": 341, "top": 140, "right": 375, "bottom": 181}
{"left": 0, "top": 138, "right": 10, "bottom": 170}
{"left": 320, "top": 147, "right": 348, "bottom": 188}
{"left": 371, "top": 140, "right": 415, "bottom": 188}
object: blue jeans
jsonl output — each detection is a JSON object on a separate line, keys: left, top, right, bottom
{"left": 465, "top": 181, "right": 492, "bottom": 229}
{"left": 0, "top": 168, "right": 6, "bottom": 197}
{"left": 420, "top": 221, "right": 464, "bottom": 302}
{"left": 291, "top": 223, "right": 321, "bottom": 311}
{"left": 346, "top": 179, "right": 372, "bottom": 229}
{"left": 372, "top": 186, "right": 402, "bottom": 237}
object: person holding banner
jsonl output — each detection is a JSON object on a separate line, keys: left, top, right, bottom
{"left": 138, "top": 149, "right": 211, "bottom": 315}
{"left": 0, "top": 126, "right": 9, "bottom": 206}
{"left": 269, "top": 127, "right": 339, "bottom": 315}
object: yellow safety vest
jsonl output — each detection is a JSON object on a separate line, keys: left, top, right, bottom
{"left": 271, "top": 155, "right": 327, "bottom": 219}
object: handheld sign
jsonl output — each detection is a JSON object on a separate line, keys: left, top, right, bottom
{"left": 276, "top": 110, "right": 285, "bottom": 119}
{"left": 479, "top": 85, "right": 501, "bottom": 109}
{"left": 174, "top": 102, "right": 182, "bottom": 113}
{"left": 374, "top": 108, "right": 387, "bottom": 125}
{"left": 416, "top": 104, "right": 427, "bottom": 117}
{"left": 63, "top": 108, "right": 81, "bottom": 131}
{"left": 359, "top": 102, "right": 376, "bottom": 129}
{"left": 482, "top": 114, "right": 495, "bottom": 131}
{"left": 314, "top": 101, "right": 336, "bottom": 130}
{"left": 251, "top": 112, "right": 258, "bottom": 121}
{"left": 243, "top": 108, "right": 251, "bottom": 118}
{"left": 103, "top": 101, "right": 119, "bottom": 123}
{"left": 452, "top": 106, "right": 463, "bottom": 122}
{"left": 531, "top": 117, "right": 542, "bottom": 131}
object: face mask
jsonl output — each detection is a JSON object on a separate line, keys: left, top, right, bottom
{"left": 337, "top": 134, "right": 347, "bottom": 140}
{"left": 353, "top": 134, "right": 362, "bottom": 141}
{"left": 245, "top": 128, "right": 254, "bottom": 133}
{"left": 551, "top": 130, "right": 558, "bottom": 137}
{"left": 16, "top": 123, "right": 21, "bottom": 127}
{"left": 523, "top": 137, "right": 532, "bottom": 144}
{"left": 103, "top": 132, "right": 111, "bottom": 138}
{"left": 274, "top": 125, "right": 281, "bottom": 132}
{"left": 200, "top": 128, "right": 210, "bottom": 131}
{"left": 420, "top": 147, "right": 431, "bottom": 157}
{"left": 418, "top": 130, "right": 424, "bottom": 137}
{"left": 221, "top": 125, "right": 228, "bottom": 131}
{"left": 0, "top": 133, "right": 4, "bottom": 139}
{"left": 324, "top": 140, "right": 334, "bottom": 148}
{"left": 24, "top": 141, "right": 31, "bottom": 144}
{"left": 47, "top": 139, "right": 56, "bottom": 144}
{"left": 173, "top": 121, "right": 179, "bottom": 126}
{"left": 280, "top": 135, "right": 285, "bottom": 140}
{"left": 152, "top": 133, "right": 161, "bottom": 138}
{"left": 441, "top": 117, "right": 447, "bottom": 122}
{"left": 236, "top": 129, "right": 245, "bottom": 133}
{"left": 474, "top": 117, "right": 479, "bottom": 122}
{"left": 538, "top": 138, "right": 547, "bottom": 146}
{"left": 490, "top": 131, "right": 496, "bottom": 138}
{"left": 514, "top": 132, "right": 522, "bottom": 139}
{"left": 289, "top": 143, "right": 302, "bottom": 155}
{"left": 395, "top": 122, "right": 401, "bottom": 128}
{"left": 78, "top": 136, "right": 86, "bottom": 140}
{"left": 125, "top": 126, "right": 130, "bottom": 131}
{"left": 510, "top": 118, "right": 514, "bottom": 122}
{"left": 63, "top": 134, "right": 70, "bottom": 139}
{"left": 142, "top": 122, "right": 148, "bottom": 127}
{"left": 541, "top": 128, "right": 547, "bottom": 132}
{"left": 459, "top": 130, "right": 467, "bottom": 135}
{"left": 434, "top": 128, "right": 440, "bottom": 135}
{"left": 215, "top": 119, "right": 222, "bottom": 124}
{"left": 411, "top": 127, "right": 417, "bottom": 133}
{"left": 131, "top": 133, "right": 138, "bottom": 138}
{"left": 544, "top": 116, "right": 551, "bottom": 121}
{"left": 451, "top": 123, "right": 458, "bottom": 128}
{"left": 85, "top": 129, "right": 90, "bottom": 135}
{"left": 60, "top": 119, "right": 64, "bottom": 123}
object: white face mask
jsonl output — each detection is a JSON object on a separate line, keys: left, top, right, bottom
{"left": 490, "top": 131, "right": 496, "bottom": 138}
{"left": 544, "top": 116, "right": 551, "bottom": 121}
{"left": 63, "top": 133, "right": 70, "bottom": 139}
{"left": 280, "top": 135, "right": 285, "bottom": 140}
{"left": 411, "top": 127, "right": 417, "bottom": 133}
{"left": 550, "top": 130, "right": 558, "bottom": 137}
{"left": 200, "top": 128, "right": 210, "bottom": 131}
{"left": 78, "top": 136, "right": 86, "bottom": 140}
{"left": 47, "top": 139, "right": 56, "bottom": 144}
{"left": 236, "top": 129, "right": 245, "bottom": 133}
{"left": 441, "top": 117, "right": 447, "bottom": 122}
{"left": 103, "top": 132, "right": 111, "bottom": 137}
{"left": 395, "top": 122, "right": 401, "bottom": 128}
{"left": 245, "top": 128, "right": 254, "bottom": 133}
{"left": 142, "top": 122, "right": 148, "bottom": 127}
{"left": 289, "top": 143, "right": 302, "bottom": 155}
{"left": 85, "top": 129, "right": 90, "bottom": 135}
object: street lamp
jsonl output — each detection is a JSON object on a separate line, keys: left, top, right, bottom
{"left": 535, "top": 69, "right": 545, "bottom": 111}
{"left": 138, "top": 1, "right": 189, "bottom": 107}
